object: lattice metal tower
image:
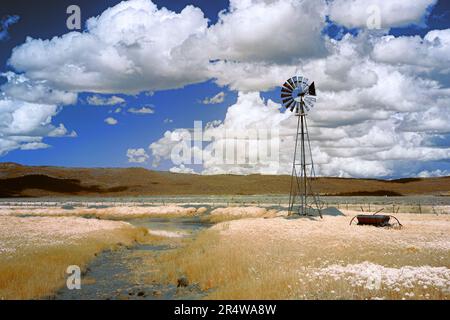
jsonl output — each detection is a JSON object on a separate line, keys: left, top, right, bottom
{"left": 280, "top": 76, "right": 322, "bottom": 217}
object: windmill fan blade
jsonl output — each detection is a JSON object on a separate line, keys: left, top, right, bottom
{"left": 281, "top": 87, "right": 292, "bottom": 94}
{"left": 290, "top": 102, "right": 296, "bottom": 112}
{"left": 281, "top": 93, "right": 291, "bottom": 98}
{"left": 304, "top": 95, "right": 316, "bottom": 102}
{"left": 283, "top": 80, "right": 294, "bottom": 90}
{"left": 305, "top": 99, "right": 315, "bottom": 109}
{"left": 283, "top": 85, "right": 293, "bottom": 93}
{"left": 308, "top": 82, "right": 316, "bottom": 96}
{"left": 287, "top": 78, "right": 296, "bottom": 89}
{"left": 282, "top": 97, "right": 293, "bottom": 105}
{"left": 283, "top": 81, "right": 294, "bottom": 90}
{"left": 285, "top": 100, "right": 294, "bottom": 110}
{"left": 301, "top": 79, "right": 309, "bottom": 92}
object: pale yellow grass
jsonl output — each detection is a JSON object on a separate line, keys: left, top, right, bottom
{"left": 155, "top": 211, "right": 450, "bottom": 299}
{"left": 202, "top": 206, "right": 282, "bottom": 223}
{"left": 0, "top": 216, "right": 148, "bottom": 299}
{"left": 0, "top": 205, "right": 199, "bottom": 220}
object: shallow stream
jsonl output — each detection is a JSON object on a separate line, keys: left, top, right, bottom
{"left": 56, "top": 216, "right": 210, "bottom": 300}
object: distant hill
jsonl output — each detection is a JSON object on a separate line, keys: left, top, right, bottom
{"left": 0, "top": 162, "right": 449, "bottom": 197}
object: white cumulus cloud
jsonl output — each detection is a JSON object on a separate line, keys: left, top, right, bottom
{"left": 8, "top": 0, "right": 210, "bottom": 94}
{"left": 1, "top": 72, "right": 77, "bottom": 105}
{"left": 87, "top": 95, "right": 125, "bottom": 106}
{"left": 170, "top": 164, "right": 197, "bottom": 174}
{"left": 127, "top": 106, "right": 154, "bottom": 114}
{"left": 201, "top": 91, "right": 225, "bottom": 104}
{"left": 104, "top": 117, "right": 118, "bottom": 125}
{"left": 0, "top": 97, "right": 74, "bottom": 155}
{"left": 372, "top": 29, "right": 450, "bottom": 73}
{"left": 417, "top": 169, "right": 450, "bottom": 177}
{"left": 127, "top": 148, "right": 149, "bottom": 163}
{"left": 328, "top": 0, "right": 437, "bottom": 29}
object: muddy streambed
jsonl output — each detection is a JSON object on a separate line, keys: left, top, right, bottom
{"left": 56, "top": 216, "right": 211, "bottom": 300}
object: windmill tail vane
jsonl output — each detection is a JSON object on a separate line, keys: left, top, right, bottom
{"left": 281, "top": 76, "right": 322, "bottom": 218}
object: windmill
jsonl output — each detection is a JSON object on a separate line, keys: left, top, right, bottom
{"left": 281, "top": 76, "right": 322, "bottom": 218}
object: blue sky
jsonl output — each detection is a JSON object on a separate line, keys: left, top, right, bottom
{"left": 0, "top": 0, "right": 449, "bottom": 177}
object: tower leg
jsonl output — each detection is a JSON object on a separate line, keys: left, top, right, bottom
{"left": 288, "top": 115, "right": 301, "bottom": 215}
{"left": 301, "top": 114, "right": 307, "bottom": 215}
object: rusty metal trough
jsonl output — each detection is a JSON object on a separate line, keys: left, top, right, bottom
{"left": 349, "top": 214, "right": 402, "bottom": 228}
{"left": 355, "top": 215, "right": 390, "bottom": 226}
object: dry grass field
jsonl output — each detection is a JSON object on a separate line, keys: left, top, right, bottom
{"left": 155, "top": 211, "right": 450, "bottom": 300}
{"left": 0, "top": 216, "right": 148, "bottom": 299}
{"left": 0, "top": 205, "right": 199, "bottom": 220}
{"left": 202, "top": 206, "right": 281, "bottom": 223}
